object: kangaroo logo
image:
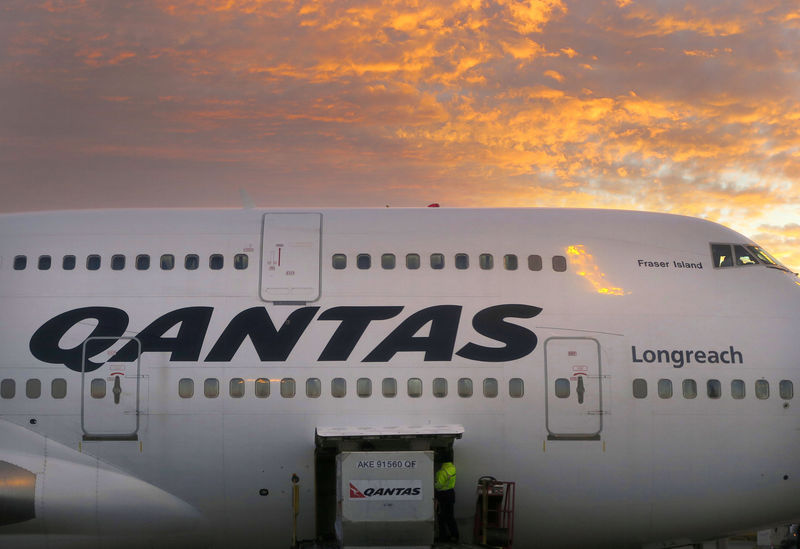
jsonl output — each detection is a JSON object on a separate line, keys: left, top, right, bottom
{"left": 349, "top": 483, "right": 366, "bottom": 499}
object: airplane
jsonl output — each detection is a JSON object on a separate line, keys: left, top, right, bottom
{"left": 1, "top": 207, "right": 798, "bottom": 549}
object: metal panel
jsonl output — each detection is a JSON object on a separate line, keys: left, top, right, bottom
{"left": 337, "top": 451, "right": 434, "bottom": 547}
{"left": 81, "top": 336, "right": 140, "bottom": 441}
{"left": 260, "top": 213, "right": 322, "bottom": 302}
{"left": 317, "top": 425, "right": 464, "bottom": 440}
{"left": 545, "top": 337, "right": 603, "bottom": 440}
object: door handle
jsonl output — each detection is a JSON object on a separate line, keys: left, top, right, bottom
{"left": 112, "top": 375, "right": 122, "bottom": 405}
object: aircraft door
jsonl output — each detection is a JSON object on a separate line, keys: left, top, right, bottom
{"left": 260, "top": 212, "right": 322, "bottom": 302}
{"left": 81, "top": 336, "right": 141, "bottom": 441}
{"left": 545, "top": 337, "right": 602, "bottom": 440}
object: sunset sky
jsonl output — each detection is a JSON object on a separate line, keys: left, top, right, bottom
{"left": 1, "top": 0, "right": 798, "bottom": 270}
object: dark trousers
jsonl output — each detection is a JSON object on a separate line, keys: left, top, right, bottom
{"left": 435, "top": 489, "right": 459, "bottom": 541}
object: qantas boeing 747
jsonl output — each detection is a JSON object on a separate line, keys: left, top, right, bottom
{"left": 0, "top": 207, "right": 798, "bottom": 548}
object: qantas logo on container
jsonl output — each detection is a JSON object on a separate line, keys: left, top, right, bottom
{"left": 348, "top": 480, "right": 423, "bottom": 501}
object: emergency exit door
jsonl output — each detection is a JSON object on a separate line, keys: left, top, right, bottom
{"left": 260, "top": 213, "right": 322, "bottom": 303}
{"left": 545, "top": 337, "right": 602, "bottom": 440}
{"left": 81, "top": 336, "right": 141, "bottom": 441}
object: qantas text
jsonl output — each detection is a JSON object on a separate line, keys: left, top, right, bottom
{"left": 29, "top": 304, "right": 542, "bottom": 372}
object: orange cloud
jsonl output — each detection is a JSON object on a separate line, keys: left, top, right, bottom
{"left": 497, "top": 0, "right": 566, "bottom": 34}
{"left": 544, "top": 69, "right": 564, "bottom": 82}
{"left": 75, "top": 48, "right": 136, "bottom": 67}
{"left": 621, "top": 5, "right": 748, "bottom": 37}
{"left": 683, "top": 48, "right": 732, "bottom": 58}
{"left": 502, "top": 37, "right": 547, "bottom": 60}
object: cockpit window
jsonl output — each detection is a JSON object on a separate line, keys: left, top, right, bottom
{"left": 733, "top": 245, "right": 758, "bottom": 266}
{"left": 711, "top": 244, "right": 733, "bottom": 268}
{"left": 712, "top": 243, "right": 791, "bottom": 273}
{"left": 747, "top": 245, "right": 779, "bottom": 267}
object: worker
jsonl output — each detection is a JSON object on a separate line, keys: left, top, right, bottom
{"left": 434, "top": 458, "right": 459, "bottom": 542}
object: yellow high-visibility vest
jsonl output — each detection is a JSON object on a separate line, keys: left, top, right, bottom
{"left": 435, "top": 462, "right": 456, "bottom": 491}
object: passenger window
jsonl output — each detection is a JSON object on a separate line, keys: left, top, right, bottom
{"left": 111, "top": 255, "right": 125, "bottom": 270}
{"left": 51, "top": 378, "right": 67, "bottom": 399}
{"left": 682, "top": 379, "right": 697, "bottom": 399}
{"left": 382, "top": 378, "right": 397, "bottom": 398}
{"left": 63, "top": 255, "right": 76, "bottom": 270}
{"left": 632, "top": 378, "right": 647, "bottom": 399}
{"left": 306, "top": 378, "right": 321, "bottom": 398}
{"left": 332, "top": 378, "right": 347, "bottom": 398}
{"left": 755, "top": 380, "right": 769, "bottom": 400}
{"left": 483, "top": 378, "right": 498, "bottom": 398}
{"left": 528, "top": 254, "right": 542, "bottom": 271}
{"left": 381, "top": 254, "right": 396, "bottom": 269}
{"left": 406, "top": 254, "right": 420, "bottom": 269}
{"left": 204, "top": 378, "right": 219, "bottom": 398}
{"left": 455, "top": 254, "right": 469, "bottom": 270}
{"left": 711, "top": 244, "right": 733, "bottom": 268}
{"left": 504, "top": 254, "right": 518, "bottom": 270}
{"left": 229, "top": 378, "right": 244, "bottom": 398}
{"left": 280, "top": 378, "right": 296, "bottom": 398}
{"left": 178, "top": 378, "right": 194, "bottom": 398}
{"left": 432, "top": 378, "right": 447, "bottom": 398}
{"left": 731, "top": 379, "right": 746, "bottom": 399}
{"left": 13, "top": 255, "right": 27, "bottom": 270}
{"left": 555, "top": 378, "right": 570, "bottom": 398}
{"left": 332, "top": 254, "right": 347, "bottom": 269}
{"left": 209, "top": 254, "right": 224, "bottom": 270}
{"left": 185, "top": 254, "right": 199, "bottom": 270}
{"left": 356, "top": 254, "right": 371, "bottom": 270}
{"left": 86, "top": 255, "right": 101, "bottom": 270}
{"left": 136, "top": 255, "right": 150, "bottom": 270}
{"left": 552, "top": 255, "right": 567, "bottom": 272}
{"left": 160, "top": 254, "right": 175, "bottom": 270}
{"left": 91, "top": 378, "right": 106, "bottom": 398}
{"left": 707, "top": 379, "right": 721, "bottom": 399}
{"left": 657, "top": 379, "right": 673, "bottom": 399}
{"left": 430, "top": 253, "right": 444, "bottom": 270}
{"left": 779, "top": 380, "right": 793, "bottom": 400}
{"left": 357, "top": 378, "right": 372, "bottom": 397}
{"left": 509, "top": 378, "right": 524, "bottom": 398}
{"left": 733, "top": 245, "right": 758, "bottom": 266}
{"left": 255, "top": 378, "right": 270, "bottom": 398}
{"left": 38, "top": 255, "right": 51, "bottom": 270}
{"left": 407, "top": 378, "right": 422, "bottom": 397}
{"left": 234, "top": 254, "right": 248, "bottom": 270}
{"left": 479, "top": 253, "right": 493, "bottom": 270}
{"left": 1, "top": 379, "right": 16, "bottom": 398}
{"left": 26, "top": 379, "right": 41, "bottom": 399}
{"left": 458, "top": 378, "right": 473, "bottom": 397}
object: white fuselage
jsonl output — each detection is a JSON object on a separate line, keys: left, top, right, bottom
{"left": 1, "top": 208, "right": 799, "bottom": 548}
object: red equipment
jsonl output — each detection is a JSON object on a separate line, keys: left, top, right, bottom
{"left": 473, "top": 476, "right": 515, "bottom": 548}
